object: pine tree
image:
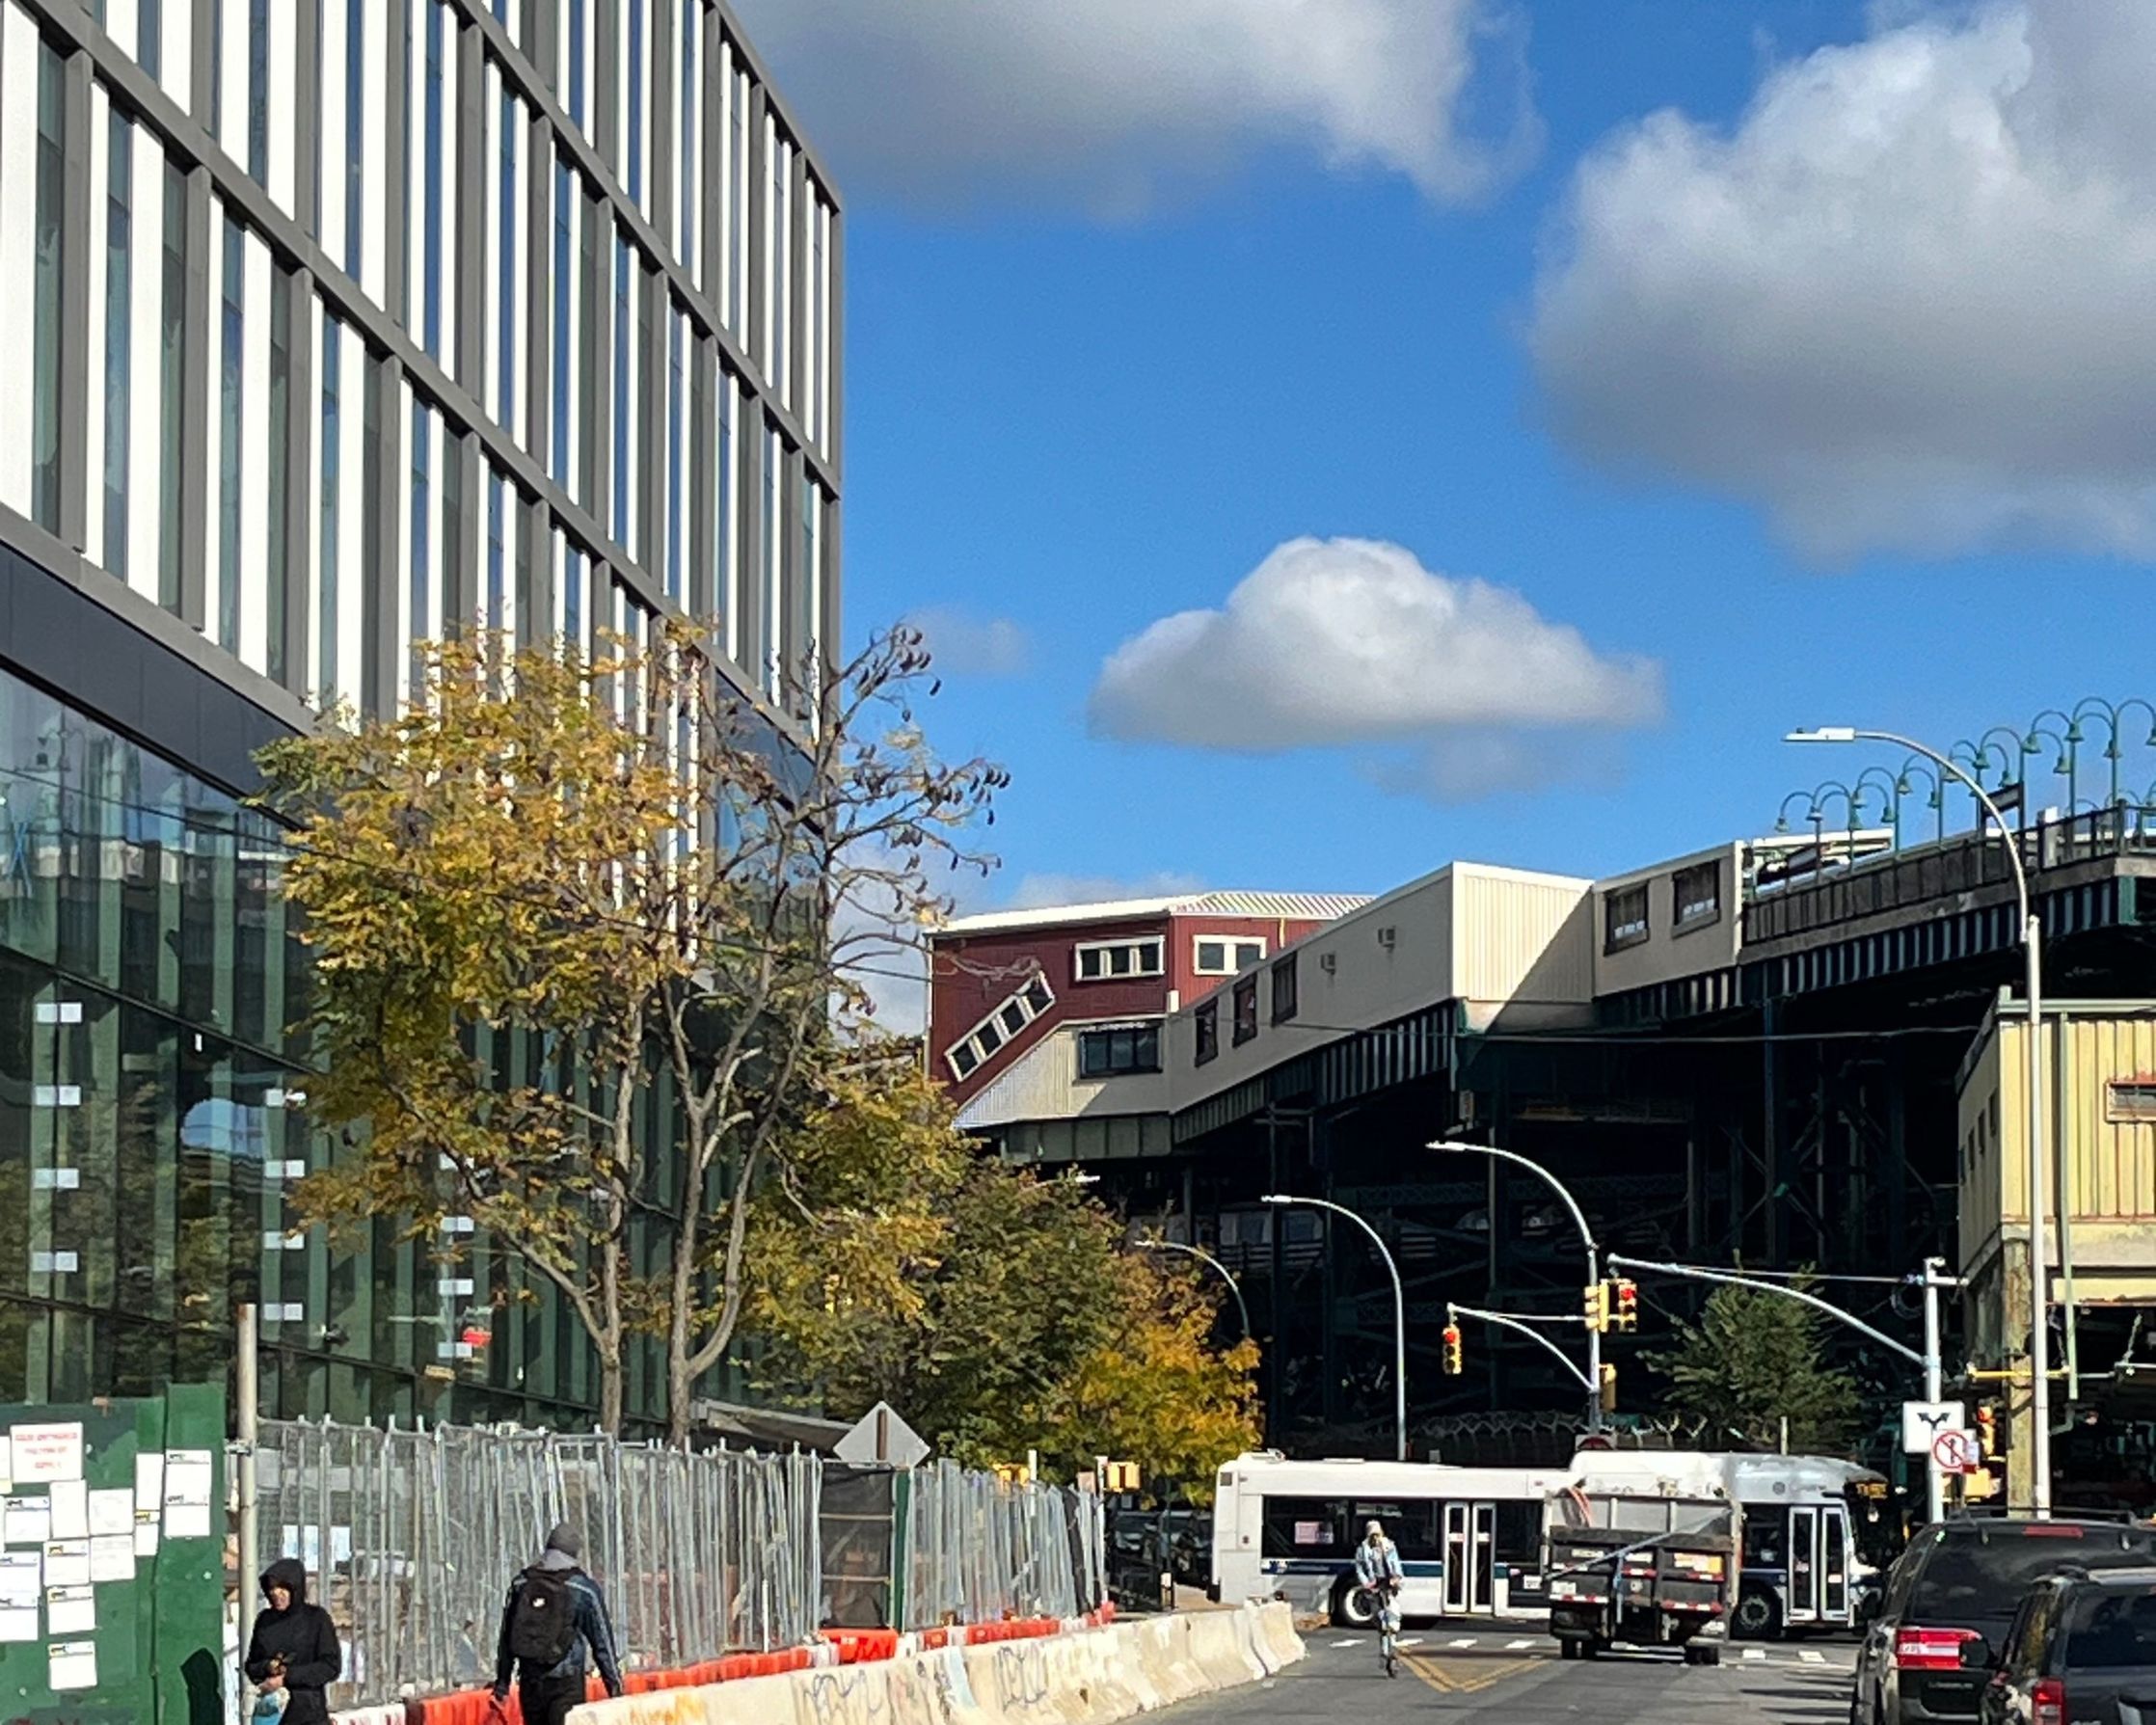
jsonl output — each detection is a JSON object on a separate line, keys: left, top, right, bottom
{"left": 1650, "top": 1277, "right": 1860, "bottom": 1453}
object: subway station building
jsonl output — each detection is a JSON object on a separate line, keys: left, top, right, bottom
{"left": 0, "top": 0, "right": 838, "bottom": 1430}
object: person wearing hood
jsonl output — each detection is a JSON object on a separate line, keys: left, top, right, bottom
{"left": 491, "top": 1523, "right": 624, "bottom": 1725}
{"left": 244, "top": 1558, "right": 342, "bottom": 1723}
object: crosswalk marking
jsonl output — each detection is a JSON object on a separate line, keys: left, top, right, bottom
{"left": 1393, "top": 1637, "right": 1422, "bottom": 1650}
{"left": 1506, "top": 1638, "right": 1536, "bottom": 1650}
{"left": 1449, "top": 1636, "right": 1478, "bottom": 1648}
{"left": 1742, "top": 1648, "right": 1766, "bottom": 1660}
{"left": 1799, "top": 1650, "right": 1827, "bottom": 1664}
{"left": 1330, "top": 1637, "right": 1364, "bottom": 1649}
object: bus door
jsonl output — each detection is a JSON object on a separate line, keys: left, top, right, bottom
{"left": 1821, "top": 1508, "right": 1849, "bottom": 1625}
{"left": 1442, "top": 1502, "right": 1496, "bottom": 1614}
{"left": 1787, "top": 1505, "right": 1820, "bottom": 1625}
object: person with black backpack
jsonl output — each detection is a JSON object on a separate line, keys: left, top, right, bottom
{"left": 489, "top": 1523, "right": 625, "bottom": 1724}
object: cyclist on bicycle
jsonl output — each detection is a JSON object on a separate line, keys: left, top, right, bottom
{"left": 1355, "top": 1521, "right": 1405, "bottom": 1675}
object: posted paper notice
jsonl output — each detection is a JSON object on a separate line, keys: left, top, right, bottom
{"left": 9, "top": 1424, "right": 82, "bottom": 1485}
{"left": 47, "top": 1638, "right": 96, "bottom": 1689}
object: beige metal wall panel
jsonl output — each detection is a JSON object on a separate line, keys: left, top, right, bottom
{"left": 1591, "top": 844, "right": 1746, "bottom": 997}
{"left": 1449, "top": 866, "right": 1595, "bottom": 1006}
{"left": 956, "top": 1022, "right": 1172, "bottom": 1130}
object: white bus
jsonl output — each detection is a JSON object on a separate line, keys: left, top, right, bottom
{"left": 1209, "top": 1453, "right": 1576, "bottom": 1626}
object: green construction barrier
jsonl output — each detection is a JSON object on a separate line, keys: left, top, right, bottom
{"left": 0, "top": 1384, "right": 226, "bottom": 1724}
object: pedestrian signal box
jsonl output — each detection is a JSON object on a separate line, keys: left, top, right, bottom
{"left": 1598, "top": 1362, "right": 1618, "bottom": 1414}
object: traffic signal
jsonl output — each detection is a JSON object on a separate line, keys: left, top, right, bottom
{"left": 1610, "top": 1279, "right": 1638, "bottom": 1334}
{"left": 1598, "top": 1362, "right": 1618, "bottom": 1414}
{"left": 1442, "top": 1324, "right": 1464, "bottom": 1376}
{"left": 1977, "top": 1404, "right": 2007, "bottom": 1458}
{"left": 1583, "top": 1282, "right": 1610, "bottom": 1334}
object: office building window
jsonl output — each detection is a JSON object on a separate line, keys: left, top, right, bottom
{"left": 1604, "top": 883, "right": 1650, "bottom": 953}
{"left": 1078, "top": 1023, "right": 1162, "bottom": 1080}
{"left": 318, "top": 317, "right": 341, "bottom": 695}
{"left": 218, "top": 217, "right": 245, "bottom": 653}
{"left": 1672, "top": 860, "right": 1722, "bottom": 932}
{"left": 497, "top": 83, "right": 518, "bottom": 430}
{"left": 32, "top": 33, "right": 65, "bottom": 533}
{"left": 1272, "top": 955, "right": 1299, "bottom": 1025}
{"left": 551, "top": 160, "right": 573, "bottom": 482}
{"left": 247, "top": 0, "right": 269, "bottom": 182}
{"left": 1232, "top": 976, "right": 1258, "bottom": 1046}
{"left": 625, "top": 0, "right": 644, "bottom": 205}
{"left": 943, "top": 976, "right": 1055, "bottom": 1082}
{"left": 612, "top": 233, "right": 632, "bottom": 545}
{"left": 665, "top": 308, "right": 684, "bottom": 602}
{"left": 1074, "top": 938, "right": 1164, "bottom": 983}
{"left": 266, "top": 276, "right": 290, "bottom": 687}
{"left": 159, "top": 159, "right": 184, "bottom": 608}
{"left": 1194, "top": 999, "right": 1219, "bottom": 1066}
{"left": 1194, "top": 936, "right": 1265, "bottom": 977}
{"left": 102, "top": 104, "right": 133, "bottom": 582}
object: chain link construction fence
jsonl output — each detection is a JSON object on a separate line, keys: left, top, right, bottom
{"left": 903, "top": 1458, "right": 1105, "bottom": 1631}
{"left": 256, "top": 1419, "right": 821, "bottom": 1708}
{"left": 255, "top": 1420, "right": 1107, "bottom": 1709}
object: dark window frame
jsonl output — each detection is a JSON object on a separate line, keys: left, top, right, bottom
{"left": 1077, "top": 1022, "right": 1163, "bottom": 1080}
{"left": 1671, "top": 859, "right": 1723, "bottom": 935}
{"left": 1194, "top": 998, "right": 1219, "bottom": 1066}
{"left": 1604, "top": 883, "right": 1650, "bottom": 954}
{"left": 1231, "top": 975, "right": 1258, "bottom": 1046}
{"left": 1272, "top": 954, "right": 1298, "bottom": 1024}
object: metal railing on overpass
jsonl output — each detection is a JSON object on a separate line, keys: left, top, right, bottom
{"left": 1742, "top": 803, "right": 2156, "bottom": 945}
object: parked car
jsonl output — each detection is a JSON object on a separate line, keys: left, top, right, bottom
{"left": 1974, "top": 1568, "right": 2156, "bottom": 1725}
{"left": 1850, "top": 1518, "right": 2156, "bottom": 1724}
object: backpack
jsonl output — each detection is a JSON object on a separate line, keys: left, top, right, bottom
{"left": 508, "top": 1567, "right": 582, "bottom": 1668}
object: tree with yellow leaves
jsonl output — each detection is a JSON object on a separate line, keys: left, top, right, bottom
{"left": 256, "top": 623, "right": 1002, "bottom": 1438}
{"left": 748, "top": 1054, "right": 1260, "bottom": 1496}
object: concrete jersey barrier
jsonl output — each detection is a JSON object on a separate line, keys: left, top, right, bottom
{"left": 563, "top": 1604, "right": 1303, "bottom": 1725}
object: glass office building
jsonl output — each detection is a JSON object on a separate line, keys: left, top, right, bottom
{"left": 0, "top": 0, "right": 839, "bottom": 1428}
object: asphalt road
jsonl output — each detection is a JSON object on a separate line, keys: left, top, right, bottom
{"left": 1169, "top": 1629, "right": 1860, "bottom": 1722}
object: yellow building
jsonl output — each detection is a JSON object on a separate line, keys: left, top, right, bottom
{"left": 1957, "top": 994, "right": 2156, "bottom": 1506}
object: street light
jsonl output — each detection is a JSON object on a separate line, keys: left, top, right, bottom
{"left": 1261, "top": 1194, "right": 1407, "bottom": 1461}
{"left": 1430, "top": 1140, "right": 1604, "bottom": 1431}
{"left": 1137, "top": 1238, "right": 1253, "bottom": 1341}
{"left": 1791, "top": 724, "right": 2050, "bottom": 1515}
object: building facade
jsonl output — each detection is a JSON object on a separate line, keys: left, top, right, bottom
{"left": 930, "top": 892, "right": 1364, "bottom": 1163}
{"left": 0, "top": 0, "right": 838, "bottom": 1429}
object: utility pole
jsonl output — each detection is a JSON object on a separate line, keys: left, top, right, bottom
{"left": 236, "top": 1302, "right": 260, "bottom": 1649}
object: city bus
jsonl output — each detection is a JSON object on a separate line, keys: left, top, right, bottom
{"left": 1569, "top": 1449, "right": 1892, "bottom": 1637}
{"left": 1212, "top": 1447, "right": 1893, "bottom": 1635}
{"left": 1209, "top": 1453, "right": 1577, "bottom": 1625}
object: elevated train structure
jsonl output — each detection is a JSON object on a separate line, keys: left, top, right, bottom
{"left": 933, "top": 723, "right": 2156, "bottom": 1499}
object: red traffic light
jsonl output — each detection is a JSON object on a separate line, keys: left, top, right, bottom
{"left": 460, "top": 1327, "right": 492, "bottom": 1348}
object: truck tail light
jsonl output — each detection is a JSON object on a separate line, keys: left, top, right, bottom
{"left": 1895, "top": 1626, "right": 1980, "bottom": 1671}
{"left": 2032, "top": 1677, "right": 2065, "bottom": 1725}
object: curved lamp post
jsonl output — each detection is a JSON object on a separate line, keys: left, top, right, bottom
{"left": 1792, "top": 726, "right": 2051, "bottom": 1515}
{"left": 1137, "top": 1238, "right": 1253, "bottom": 1341}
{"left": 1429, "top": 1140, "right": 1604, "bottom": 1431}
{"left": 1262, "top": 1194, "right": 1407, "bottom": 1461}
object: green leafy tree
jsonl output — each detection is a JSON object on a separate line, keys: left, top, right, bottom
{"left": 1650, "top": 1277, "right": 1860, "bottom": 1453}
{"left": 256, "top": 623, "right": 1000, "bottom": 1437}
{"left": 747, "top": 1056, "right": 1259, "bottom": 1493}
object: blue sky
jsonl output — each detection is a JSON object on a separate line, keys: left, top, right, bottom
{"left": 740, "top": 0, "right": 2156, "bottom": 908}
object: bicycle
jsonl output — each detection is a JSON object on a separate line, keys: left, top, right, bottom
{"left": 1353, "top": 1582, "right": 1404, "bottom": 1678}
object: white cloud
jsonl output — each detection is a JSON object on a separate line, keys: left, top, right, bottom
{"left": 907, "top": 607, "right": 1032, "bottom": 679}
{"left": 1531, "top": 1, "right": 2156, "bottom": 559}
{"left": 731, "top": 0, "right": 1540, "bottom": 214}
{"left": 1087, "top": 538, "right": 1661, "bottom": 778}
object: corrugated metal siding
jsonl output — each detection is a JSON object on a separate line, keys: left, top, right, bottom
{"left": 2062, "top": 1012, "right": 2156, "bottom": 1221}
{"left": 1450, "top": 869, "right": 1594, "bottom": 1005}
{"left": 1957, "top": 1009, "right": 2156, "bottom": 1275}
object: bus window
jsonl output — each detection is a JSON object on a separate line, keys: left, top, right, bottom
{"left": 1353, "top": 1500, "right": 1442, "bottom": 1563}
{"left": 1496, "top": 1502, "right": 1542, "bottom": 1575}
{"left": 1261, "top": 1498, "right": 1346, "bottom": 1559}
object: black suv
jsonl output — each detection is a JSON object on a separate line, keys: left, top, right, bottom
{"left": 1851, "top": 1519, "right": 2156, "bottom": 1724}
{"left": 1975, "top": 1568, "right": 2156, "bottom": 1725}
